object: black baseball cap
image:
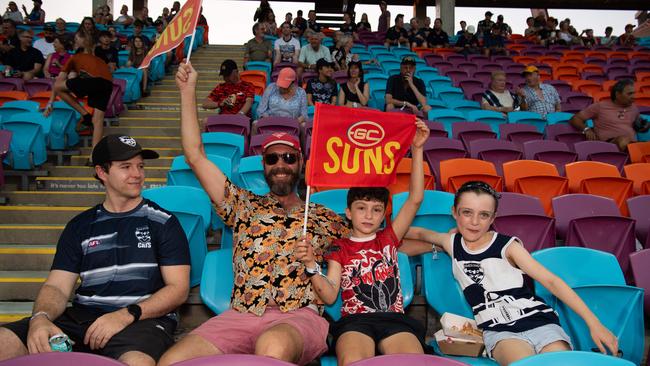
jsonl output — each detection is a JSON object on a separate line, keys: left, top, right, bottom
{"left": 401, "top": 56, "right": 416, "bottom": 65}
{"left": 316, "top": 58, "right": 334, "bottom": 71}
{"left": 43, "top": 25, "right": 55, "bottom": 32}
{"left": 92, "top": 134, "right": 158, "bottom": 166}
{"left": 219, "top": 59, "right": 238, "bottom": 77}
{"left": 485, "top": 11, "right": 493, "bottom": 16}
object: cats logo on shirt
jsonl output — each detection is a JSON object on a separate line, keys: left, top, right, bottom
{"left": 464, "top": 262, "right": 484, "bottom": 284}
{"left": 135, "top": 226, "right": 152, "bottom": 249}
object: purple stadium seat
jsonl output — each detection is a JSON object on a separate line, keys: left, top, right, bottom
{"left": 629, "top": 249, "right": 650, "bottom": 314}
{"left": 272, "top": 62, "right": 297, "bottom": 72}
{"left": 255, "top": 117, "right": 300, "bottom": 136}
{"left": 170, "top": 354, "right": 295, "bottom": 366}
{"left": 523, "top": 140, "right": 577, "bottom": 175}
{"left": 333, "top": 70, "right": 348, "bottom": 84}
{"left": 505, "top": 64, "right": 525, "bottom": 73}
{"left": 0, "top": 130, "right": 12, "bottom": 188}
{"left": 551, "top": 194, "right": 621, "bottom": 239}
{"left": 424, "top": 53, "right": 444, "bottom": 67}
{"left": 481, "top": 63, "right": 503, "bottom": 72}
{"left": 499, "top": 124, "right": 544, "bottom": 148}
{"left": 461, "top": 85, "right": 484, "bottom": 101}
{"left": 627, "top": 195, "right": 650, "bottom": 249}
{"left": 548, "top": 80, "right": 572, "bottom": 95}
{"left": 544, "top": 123, "right": 586, "bottom": 149}
{"left": 348, "top": 354, "right": 470, "bottom": 366}
{"left": 23, "top": 79, "right": 53, "bottom": 97}
{"left": 0, "top": 78, "right": 24, "bottom": 91}
{"left": 467, "top": 54, "right": 490, "bottom": 63}
{"left": 469, "top": 138, "right": 522, "bottom": 176}
{"left": 205, "top": 114, "right": 251, "bottom": 136}
{"left": 446, "top": 54, "right": 466, "bottom": 63}
{"left": 565, "top": 94, "right": 594, "bottom": 110}
{"left": 452, "top": 122, "right": 497, "bottom": 150}
{"left": 458, "top": 79, "right": 485, "bottom": 90}
{"left": 493, "top": 192, "right": 556, "bottom": 252}
{"left": 104, "top": 80, "right": 125, "bottom": 119}
{"left": 248, "top": 133, "right": 271, "bottom": 156}
{"left": 574, "top": 141, "right": 628, "bottom": 171}
{"left": 471, "top": 71, "right": 492, "bottom": 86}
{"left": 584, "top": 57, "right": 607, "bottom": 66}
{"left": 424, "top": 120, "right": 448, "bottom": 138}
{"left": 445, "top": 69, "right": 470, "bottom": 81}
{"left": 423, "top": 137, "right": 467, "bottom": 188}
{"left": 0, "top": 352, "right": 125, "bottom": 366}
{"left": 583, "top": 73, "right": 607, "bottom": 84}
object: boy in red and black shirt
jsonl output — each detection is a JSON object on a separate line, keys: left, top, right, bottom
{"left": 295, "top": 119, "right": 431, "bottom": 366}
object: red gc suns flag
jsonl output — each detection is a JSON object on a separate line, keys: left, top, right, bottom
{"left": 139, "top": 0, "right": 203, "bottom": 69}
{"left": 307, "top": 104, "right": 416, "bottom": 188}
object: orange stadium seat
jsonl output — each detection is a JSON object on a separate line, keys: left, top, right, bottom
{"left": 636, "top": 72, "right": 650, "bottom": 82}
{"left": 439, "top": 158, "right": 503, "bottom": 193}
{"left": 0, "top": 91, "right": 28, "bottom": 105}
{"left": 628, "top": 52, "right": 650, "bottom": 61}
{"left": 502, "top": 160, "right": 568, "bottom": 217}
{"left": 240, "top": 70, "right": 267, "bottom": 86}
{"left": 562, "top": 50, "right": 584, "bottom": 60}
{"left": 608, "top": 51, "right": 628, "bottom": 60}
{"left": 585, "top": 51, "right": 608, "bottom": 61}
{"left": 506, "top": 44, "right": 528, "bottom": 53}
{"left": 635, "top": 93, "right": 650, "bottom": 107}
{"left": 512, "top": 56, "right": 536, "bottom": 64}
{"left": 602, "top": 80, "right": 617, "bottom": 91}
{"left": 387, "top": 158, "right": 435, "bottom": 196}
{"left": 29, "top": 91, "right": 57, "bottom": 109}
{"left": 565, "top": 161, "right": 633, "bottom": 216}
{"left": 627, "top": 142, "right": 650, "bottom": 163}
{"left": 636, "top": 81, "right": 650, "bottom": 93}
{"left": 572, "top": 80, "right": 602, "bottom": 95}
{"left": 591, "top": 91, "right": 611, "bottom": 102}
{"left": 578, "top": 64, "right": 604, "bottom": 74}
{"left": 623, "top": 163, "right": 650, "bottom": 195}
{"left": 560, "top": 55, "right": 583, "bottom": 64}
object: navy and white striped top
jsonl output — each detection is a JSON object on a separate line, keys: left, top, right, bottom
{"left": 451, "top": 232, "right": 559, "bottom": 333}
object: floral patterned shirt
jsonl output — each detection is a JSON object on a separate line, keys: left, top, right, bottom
{"left": 215, "top": 179, "right": 350, "bottom": 316}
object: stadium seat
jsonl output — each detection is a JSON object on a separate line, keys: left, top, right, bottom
{"left": 433, "top": 86, "right": 465, "bottom": 103}
{"left": 387, "top": 158, "right": 435, "bottom": 195}
{"left": 545, "top": 112, "right": 575, "bottom": 125}
{"left": 544, "top": 123, "right": 586, "bottom": 148}
{"left": 445, "top": 99, "right": 481, "bottom": 115}
{"left": 117, "top": 49, "right": 129, "bottom": 67}
{"left": 244, "top": 61, "right": 272, "bottom": 83}
{"left": 427, "top": 109, "right": 465, "bottom": 124}
{"left": 365, "top": 73, "right": 389, "bottom": 94}
{"left": 345, "top": 354, "right": 472, "bottom": 366}
{"left": 502, "top": 160, "right": 568, "bottom": 216}
{"left": 199, "top": 248, "right": 233, "bottom": 315}
{"left": 0, "top": 78, "right": 24, "bottom": 92}
{"left": 0, "top": 91, "right": 28, "bottom": 105}
{"left": 465, "top": 110, "right": 506, "bottom": 132}
{"left": 237, "top": 155, "right": 269, "bottom": 194}
{"left": 255, "top": 117, "right": 300, "bottom": 136}
{"left": 522, "top": 140, "right": 577, "bottom": 175}
{"left": 499, "top": 124, "right": 544, "bottom": 148}
{"left": 240, "top": 70, "right": 267, "bottom": 92}
{"left": 201, "top": 132, "right": 245, "bottom": 170}
{"left": 143, "top": 186, "right": 211, "bottom": 287}
{"left": 565, "top": 161, "right": 633, "bottom": 215}
{"left": 29, "top": 90, "right": 56, "bottom": 109}
{"left": 422, "top": 137, "right": 467, "bottom": 188}
{"left": 310, "top": 189, "right": 348, "bottom": 217}
{"left": 113, "top": 68, "right": 143, "bottom": 103}
{"left": 47, "top": 101, "right": 80, "bottom": 150}
{"left": 627, "top": 141, "right": 650, "bottom": 163}
{"left": 0, "top": 100, "right": 40, "bottom": 121}
{"left": 248, "top": 133, "right": 269, "bottom": 156}
{"left": 469, "top": 139, "right": 522, "bottom": 176}
{"left": 574, "top": 141, "right": 628, "bottom": 172}
{"left": 105, "top": 80, "right": 126, "bottom": 120}
{"left": 627, "top": 195, "right": 650, "bottom": 249}
{"left": 439, "top": 158, "right": 503, "bottom": 193}
{"left": 452, "top": 121, "right": 497, "bottom": 151}
{"left": 168, "top": 154, "right": 233, "bottom": 189}
{"left": 23, "top": 78, "right": 53, "bottom": 97}
{"left": 423, "top": 120, "right": 448, "bottom": 138}
{"left": 552, "top": 194, "right": 621, "bottom": 239}
{"left": 509, "top": 351, "right": 636, "bottom": 366}
{"left": 0, "top": 352, "right": 128, "bottom": 366}
{"left": 493, "top": 192, "right": 556, "bottom": 252}
{"left": 629, "top": 249, "right": 650, "bottom": 314}
{"left": 204, "top": 114, "right": 251, "bottom": 135}
{"left": 0, "top": 112, "right": 49, "bottom": 169}
{"left": 507, "top": 111, "right": 546, "bottom": 132}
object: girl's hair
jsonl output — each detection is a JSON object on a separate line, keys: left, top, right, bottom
{"left": 129, "top": 36, "right": 148, "bottom": 67}
{"left": 347, "top": 60, "right": 364, "bottom": 82}
{"left": 453, "top": 181, "right": 501, "bottom": 212}
{"left": 55, "top": 35, "right": 71, "bottom": 51}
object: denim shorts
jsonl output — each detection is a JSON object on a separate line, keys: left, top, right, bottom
{"left": 483, "top": 324, "right": 573, "bottom": 358}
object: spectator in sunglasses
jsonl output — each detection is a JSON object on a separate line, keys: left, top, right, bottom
{"left": 570, "top": 79, "right": 648, "bottom": 152}
{"left": 162, "top": 62, "right": 351, "bottom": 366}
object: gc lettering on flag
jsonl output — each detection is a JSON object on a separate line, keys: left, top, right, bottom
{"left": 139, "top": 0, "right": 203, "bottom": 69}
{"left": 307, "top": 104, "right": 416, "bottom": 188}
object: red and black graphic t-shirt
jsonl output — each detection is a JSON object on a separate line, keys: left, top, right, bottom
{"left": 207, "top": 81, "right": 255, "bottom": 115}
{"left": 325, "top": 225, "right": 404, "bottom": 317}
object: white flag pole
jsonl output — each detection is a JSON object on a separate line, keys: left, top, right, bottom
{"left": 302, "top": 185, "right": 311, "bottom": 237}
{"left": 185, "top": 27, "right": 198, "bottom": 63}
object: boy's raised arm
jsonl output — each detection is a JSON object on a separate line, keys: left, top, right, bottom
{"left": 177, "top": 62, "right": 228, "bottom": 204}
{"left": 393, "top": 119, "right": 429, "bottom": 240}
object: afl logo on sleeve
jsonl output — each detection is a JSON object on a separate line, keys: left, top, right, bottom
{"left": 135, "top": 226, "right": 152, "bottom": 249}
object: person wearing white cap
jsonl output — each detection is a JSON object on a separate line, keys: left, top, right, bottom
{"left": 160, "top": 62, "right": 350, "bottom": 366}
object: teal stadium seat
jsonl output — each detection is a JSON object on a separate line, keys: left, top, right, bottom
{"left": 1, "top": 112, "right": 50, "bottom": 169}
{"left": 510, "top": 351, "right": 635, "bottom": 366}
{"left": 47, "top": 101, "right": 80, "bottom": 150}
{"left": 311, "top": 189, "right": 349, "bottom": 216}
{"left": 508, "top": 111, "right": 547, "bottom": 132}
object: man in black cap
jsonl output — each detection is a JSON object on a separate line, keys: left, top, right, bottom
{"left": 202, "top": 59, "right": 255, "bottom": 116}
{"left": 385, "top": 56, "right": 431, "bottom": 114}
{"left": 477, "top": 11, "right": 494, "bottom": 39}
{"left": 0, "top": 134, "right": 190, "bottom": 366}
{"left": 33, "top": 24, "right": 56, "bottom": 57}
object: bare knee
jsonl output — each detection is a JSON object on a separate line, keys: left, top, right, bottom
{"left": 540, "top": 340, "right": 571, "bottom": 353}
{"left": 255, "top": 324, "right": 303, "bottom": 363}
{"left": 0, "top": 328, "right": 27, "bottom": 361}
{"left": 157, "top": 334, "right": 221, "bottom": 366}
{"left": 615, "top": 136, "right": 632, "bottom": 152}
{"left": 119, "top": 351, "right": 155, "bottom": 366}
{"left": 491, "top": 339, "right": 535, "bottom": 366}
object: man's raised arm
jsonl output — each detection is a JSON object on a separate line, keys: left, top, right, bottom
{"left": 176, "top": 62, "right": 228, "bottom": 203}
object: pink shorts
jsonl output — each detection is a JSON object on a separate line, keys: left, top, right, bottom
{"left": 191, "top": 306, "right": 329, "bottom": 365}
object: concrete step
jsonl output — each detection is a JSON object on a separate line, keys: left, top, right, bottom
{"left": 80, "top": 146, "right": 182, "bottom": 157}
{"left": 0, "top": 245, "right": 55, "bottom": 271}
{"left": 0, "top": 206, "right": 86, "bottom": 224}
{"left": 0, "top": 302, "right": 33, "bottom": 324}
{"left": 0, "top": 271, "right": 48, "bottom": 300}
{"left": 0, "top": 224, "right": 63, "bottom": 245}
{"left": 104, "top": 125, "right": 180, "bottom": 137}
{"left": 46, "top": 166, "right": 168, "bottom": 179}
{"left": 0, "top": 191, "right": 104, "bottom": 206}
{"left": 35, "top": 176, "right": 166, "bottom": 192}
{"left": 71, "top": 155, "right": 173, "bottom": 168}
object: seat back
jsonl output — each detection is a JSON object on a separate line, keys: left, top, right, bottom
{"left": 509, "top": 351, "right": 636, "bottom": 366}
{"left": 341, "top": 354, "right": 472, "bottom": 366}
{"left": 422, "top": 252, "right": 473, "bottom": 318}
{"left": 1, "top": 112, "right": 48, "bottom": 169}
{"left": 388, "top": 158, "right": 435, "bottom": 195}
{"left": 507, "top": 111, "right": 547, "bottom": 132}
{"left": 201, "top": 132, "right": 245, "bottom": 166}
{"left": 565, "top": 161, "right": 621, "bottom": 191}
{"left": 552, "top": 194, "right": 621, "bottom": 239}
{"left": 200, "top": 248, "right": 234, "bottom": 314}
{"left": 23, "top": 78, "right": 53, "bottom": 96}
{"left": 627, "top": 195, "right": 650, "bottom": 248}
{"left": 627, "top": 141, "right": 650, "bottom": 163}
{"left": 255, "top": 117, "right": 300, "bottom": 136}
{"left": 439, "top": 158, "right": 502, "bottom": 193}
{"left": 469, "top": 139, "right": 522, "bottom": 176}
{"left": 502, "top": 160, "right": 560, "bottom": 191}
{"left": 423, "top": 137, "right": 467, "bottom": 189}
{"left": 523, "top": 140, "right": 577, "bottom": 175}
{"left": 492, "top": 214, "right": 555, "bottom": 252}
{"left": 497, "top": 192, "right": 546, "bottom": 216}
{"left": 623, "top": 163, "right": 650, "bottom": 195}
{"left": 167, "top": 154, "right": 233, "bottom": 189}
{"left": 499, "top": 124, "right": 543, "bottom": 147}
{"left": 237, "top": 155, "right": 269, "bottom": 194}
{"left": 629, "top": 249, "right": 650, "bottom": 314}
{"left": 311, "top": 189, "right": 349, "bottom": 216}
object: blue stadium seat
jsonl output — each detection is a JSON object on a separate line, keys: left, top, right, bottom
{"left": 113, "top": 68, "right": 144, "bottom": 103}
{"left": 370, "top": 88, "right": 386, "bottom": 110}
{"left": 368, "top": 45, "right": 388, "bottom": 55}
{"left": 508, "top": 111, "right": 547, "bottom": 132}
{"left": 143, "top": 186, "right": 211, "bottom": 287}
{"left": 510, "top": 351, "right": 635, "bottom": 366}
{"left": 201, "top": 132, "right": 245, "bottom": 174}
{"left": 392, "top": 49, "right": 417, "bottom": 59}
{"left": 466, "top": 110, "right": 507, "bottom": 133}
{"left": 237, "top": 155, "right": 269, "bottom": 194}
{"left": 311, "top": 189, "right": 349, "bottom": 216}
{"left": 0, "top": 100, "right": 40, "bottom": 122}
{"left": 546, "top": 112, "right": 575, "bottom": 125}
{"left": 251, "top": 95, "right": 261, "bottom": 120}
{"left": 636, "top": 114, "right": 649, "bottom": 142}
{"left": 356, "top": 50, "right": 373, "bottom": 62}
{"left": 363, "top": 64, "right": 383, "bottom": 74}
{"left": 426, "top": 75, "right": 453, "bottom": 93}
{"left": 1, "top": 112, "right": 50, "bottom": 169}
{"left": 351, "top": 44, "right": 367, "bottom": 53}
{"left": 446, "top": 100, "right": 481, "bottom": 114}
{"left": 434, "top": 86, "right": 465, "bottom": 103}
{"left": 427, "top": 109, "right": 466, "bottom": 124}
{"left": 381, "top": 60, "right": 401, "bottom": 74}
{"left": 117, "top": 50, "right": 129, "bottom": 67}
{"left": 148, "top": 53, "right": 166, "bottom": 82}
{"left": 200, "top": 248, "right": 233, "bottom": 314}
{"left": 365, "top": 73, "right": 389, "bottom": 94}
{"left": 245, "top": 61, "right": 272, "bottom": 84}
{"left": 427, "top": 98, "right": 448, "bottom": 111}
{"left": 47, "top": 101, "right": 80, "bottom": 150}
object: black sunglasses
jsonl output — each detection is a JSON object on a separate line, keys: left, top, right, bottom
{"left": 264, "top": 152, "right": 298, "bottom": 165}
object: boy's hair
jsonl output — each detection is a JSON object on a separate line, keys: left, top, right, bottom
{"left": 453, "top": 181, "right": 501, "bottom": 212}
{"left": 347, "top": 187, "right": 390, "bottom": 208}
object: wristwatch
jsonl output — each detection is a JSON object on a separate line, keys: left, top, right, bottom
{"left": 127, "top": 304, "right": 142, "bottom": 322}
{"left": 305, "top": 262, "right": 322, "bottom": 277}
{"left": 582, "top": 127, "right": 592, "bottom": 134}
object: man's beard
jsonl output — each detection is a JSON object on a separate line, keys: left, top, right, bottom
{"left": 265, "top": 166, "right": 299, "bottom": 196}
